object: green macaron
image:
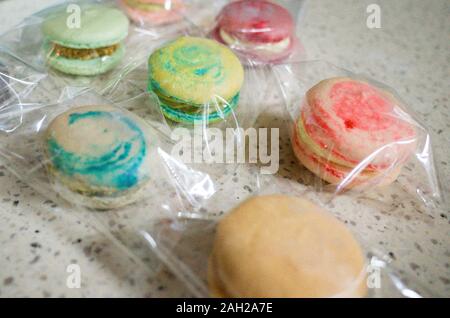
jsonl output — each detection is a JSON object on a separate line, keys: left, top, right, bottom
{"left": 42, "top": 4, "right": 129, "bottom": 76}
{"left": 148, "top": 36, "right": 244, "bottom": 124}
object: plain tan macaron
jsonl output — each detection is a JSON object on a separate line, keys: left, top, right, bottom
{"left": 208, "top": 195, "right": 367, "bottom": 298}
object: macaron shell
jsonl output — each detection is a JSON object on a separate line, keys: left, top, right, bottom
{"left": 216, "top": 0, "right": 294, "bottom": 43}
{"left": 148, "top": 37, "right": 244, "bottom": 106}
{"left": 305, "top": 77, "right": 417, "bottom": 168}
{"left": 119, "top": 0, "right": 185, "bottom": 25}
{"left": 42, "top": 5, "right": 129, "bottom": 49}
{"left": 209, "top": 195, "right": 367, "bottom": 298}
{"left": 45, "top": 42, "right": 125, "bottom": 76}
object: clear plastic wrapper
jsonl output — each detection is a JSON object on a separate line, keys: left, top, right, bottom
{"left": 118, "top": 0, "right": 228, "bottom": 30}
{"left": 273, "top": 0, "right": 306, "bottom": 21}
{"left": 118, "top": 0, "right": 189, "bottom": 27}
{"left": 211, "top": 0, "right": 306, "bottom": 65}
{"left": 0, "top": 89, "right": 213, "bottom": 209}
{"left": 271, "top": 61, "right": 442, "bottom": 208}
{"left": 0, "top": 52, "right": 47, "bottom": 132}
{"left": 0, "top": 0, "right": 192, "bottom": 101}
{"left": 231, "top": 0, "right": 306, "bottom": 22}
{"left": 0, "top": 85, "right": 228, "bottom": 271}
{"left": 139, "top": 180, "right": 439, "bottom": 298}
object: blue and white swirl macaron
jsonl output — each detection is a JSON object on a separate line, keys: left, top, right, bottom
{"left": 44, "top": 105, "right": 152, "bottom": 209}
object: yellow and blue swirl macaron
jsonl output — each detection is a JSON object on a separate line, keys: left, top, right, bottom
{"left": 42, "top": 4, "right": 129, "bottom": 76}
{"left": 148, "top": 36, "right": 244, "bottom": 124}
{"left": 44, "top": 105, "right": 152, "bottom": 209}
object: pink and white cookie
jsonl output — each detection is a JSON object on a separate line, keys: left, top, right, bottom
{"left": 119, "top": 0, "right": 185, "bottom": 26}
{"left": 212, "top": 0, "right": 300, "bottom": 64}
{"left": 292, "top": 77, "right": 417, "bottom": 189}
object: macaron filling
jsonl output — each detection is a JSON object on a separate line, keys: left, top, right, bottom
{"left": 149, "top": 76, "right": 240, "bottom": 122}
{"left": 44, "top": 41, "right": 126, "bottom": 76}
{"left": 159, "top": 93, "right": 240, "bottom": 122}
{"left": 51, "top": 43, "right": 121, "bottom": 60}
{"left": 219, "top": 29, "right": 291, "bottom": 54}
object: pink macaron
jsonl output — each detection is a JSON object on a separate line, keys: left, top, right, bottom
{"left": 119, "top": 0, "right": 185, "bottom": 26}
{"left": 212, "top": 0, "right": 299, "bottom": 64}
{"left": 303, "top": 77, "right": 417, "bottom": 169}
{"left": 291, "top": 77, "right": 417, "bottom": 189}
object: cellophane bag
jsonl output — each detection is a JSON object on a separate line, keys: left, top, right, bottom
{"left": 230, "top": 0, "right": 306, "bottom": 21}
{"left": 272, "top": 60, "right": 442, "bottom": 207}
{"left": 210, "top": 0, "right": 306, "bottom": 66}
{"left": 118, "top": 0, "right": 229, "bottom": 31}
{"left": 0, "top": 0, "right": 201, "bottom": 102}
{"left": 0, "top": 85, "right": 223, "bottom": 273}
{"left": 0, "top": 51, "right": 48, "bottom": 132}
{"left": 137, "top": 177, "right": 440, "bottom": 298}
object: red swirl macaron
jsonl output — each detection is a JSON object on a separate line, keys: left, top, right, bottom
{"left": 212, "top": 0, "right": 299, "bottom": 64}
{"left": 119, "top": 0, "right": 185, "bottom": 26}
{"left": 292, "top": 77, "right": 417, "bottom": 189}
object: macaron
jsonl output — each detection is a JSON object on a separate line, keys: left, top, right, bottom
{"left": 292, "top": 77, "right": 417, "bottom": 188}
{"left": 208, "top": 195, "right": 367, "bottom": 298}
{"left": 44, "top": 105, "right": 152, "bottom": 209}
{"left": 42, "top": 5, "right": 129, "bottom": 76}
{"left": 212, "top": 0, "right": 297, "bottom": 64}
{"left": 119, "top": 0, "right": 185, "bottom": 26}
{"left": 148, "top": 36, "right": 244, "bottom": 124}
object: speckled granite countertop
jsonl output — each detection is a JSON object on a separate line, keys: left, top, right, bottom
{"left": 0, "top": 0, "right": 449, "bottom": 297}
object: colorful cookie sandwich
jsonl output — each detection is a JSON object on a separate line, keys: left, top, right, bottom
{"left": 212, "top": 0, "right": 298, "bottom": 64}
{"left": 119, "top": 0, "right": 185, "bottom": 26}
{"left": 148, "top": 36, "right": 244, "bottom": 124}
{"left": 292, "top": 77, "right": 417, "bottom": 189}
{"left": 208, "top": 195, "right": 367, "bottom": 298}
{"left": 44, "top": 105, "right": 152, "bottom": 209}
{"left": 42, "top": 5, "right": 129, "bottom": 76}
